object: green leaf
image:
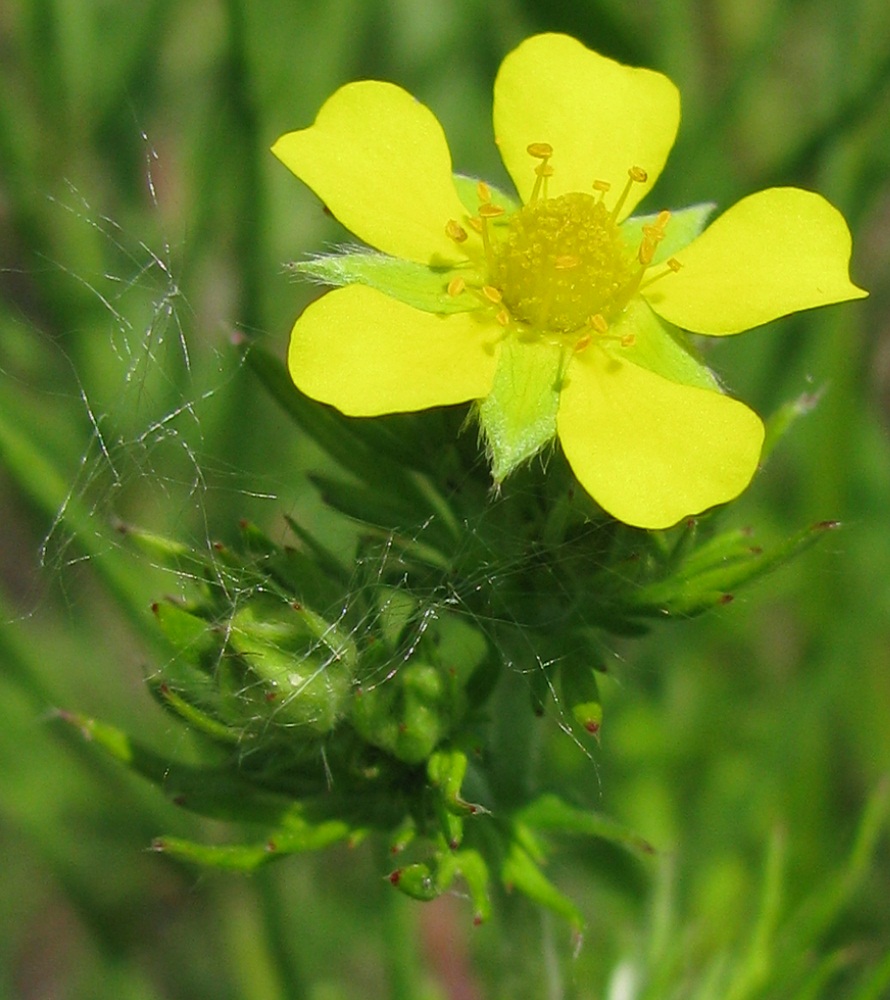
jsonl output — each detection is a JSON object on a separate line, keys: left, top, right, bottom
{"left": 477, "top": 334, "right": 562, "bottom": 482}
{"left": 293, "top": 251, "right": 477, "bottom": 314}
{"left": 621, "top": 202, "right": 716, "bottom": 264}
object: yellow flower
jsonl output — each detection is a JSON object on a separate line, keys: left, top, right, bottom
{"left": 272, "top": 33, "right": 866, "bottom": 529}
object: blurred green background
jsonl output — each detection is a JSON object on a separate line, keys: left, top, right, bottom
{"left": 2, "top": 0, "right": 889, "bottom": 997}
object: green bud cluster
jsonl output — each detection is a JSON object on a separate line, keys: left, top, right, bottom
{"left": 60, "top": 345, "right": 835, "bottom": 929}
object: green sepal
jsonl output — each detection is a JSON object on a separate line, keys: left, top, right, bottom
{"left": 350, "top": 662, "right": 455, "bottom": 765}
{"left": 388, "top": 849, "right": 492, "bottom": 922}
{"left": 501, "top": 826, "right": 584, "bottom": 931}
{"left": 388, "top": 862, "right": 440, "bottom": 902}
{"left": 478, "top": 334, "right": 562, "bottom": 483}
{"left": 293, "top": 251, "right": 477, "bottom": 314}
{"left": 148, "top": 680, "right": 241, "bottom": 745}
{"left": 620, "top": 202, "right": 716, "bottom": 265}
{"left": 761, "top": 388, "right": 823, "bottom": 463}
{"left": 608, "top": 297, "right": 719, "bottom": 391}
{"left": 309, "top": 473, "right": 458, "bottom": 554}
{"left": 427, "top": 745, "right": 485, "bottom": 848}
{"left": 452, "top": 173, "right": 520, "bottom": 216}
{"left": 153, "top": 811, "right": 356, "bottom": 871}
{"left": 437, "top": 848, "right": 492, "bottom": 924}
{"left": 244, "top": 342, "right": 437, "bottom": 480}
{"left": 517, "top": 793, "right": 656, "bottom": 860}
{"left": 559, "top": 662, "right": 603, "bottom": 741}
{"left": 631, "top": 520, "right": 841, "bottom": 616}
{"left": 55, "top": 710, "right": 308, "bottom": 825}
{"left": 152, "top": 600, "right": 221, "bottom": 670}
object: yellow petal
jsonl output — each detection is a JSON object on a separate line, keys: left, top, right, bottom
{"left": 272, "top": 81, "right": 473, "bottom": 266}
{"left": 288, "top": 285, "right": 500, "bottom": 416}
{"left": 557, "top": 349, "right": 764, "bottom": 529}
{"left": 493, "top": 34, "right": 679, "bottom": 215}
{"left": 643, "top": 188, "right": 868, "bottom": 335}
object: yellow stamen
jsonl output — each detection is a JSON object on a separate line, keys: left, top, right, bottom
{"left": 447, "top": 276, "right": 466, "bottom": 297}
{"left": 476, "top": 180, "right": 492, "bottom": 204}
{"left": 496, "top": 309, "right": 510, "bottom": 327}
{"left": 640, "top": 256, "right": 683, "bottom": 290}
{"left": 526, "top": 142, "right": 553, "bottom": 159}
{"left": 530, "top": 162, "right": 554, "bottom": 203}
{"left": 445, "top": 219, "right": 468, "bottom": 243}
{"left": 574, "top": 333, "right": 592, "bottom": 352}
{"left": 482, "top": 285, "right": 502, "bottom": 304}
{"left": 592, "top": 179, "right": 611, "bottom": 203}
{"left": 527, "top": 143, "right": 555, "bottom": 203}
{"left": 477, "top": 203, "right": 504, "bottom": 271}
{"left": 610, "top": 166, "right": 648, "bottom": 222}
{"left": 589, "top": 314, "right": 608, "bottom": 334}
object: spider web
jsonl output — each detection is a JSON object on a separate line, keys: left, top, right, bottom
{"left": 18, "top": 132, "right": 623, "bottom": 775}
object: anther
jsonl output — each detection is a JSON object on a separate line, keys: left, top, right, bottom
{"left": 482, "top": 285, "right": 502, "bottom": 304}
{"left": 496, "top": 309, "right": 510, "bottom": 327}
{"left": 467, "top": 216, "right": 483, "bottom": 233}
{"left": 554, "top": 255, "right": 581, "bottom": 270}
{"left": 447, "top": 276, "right": 466, "bottom": 297}
{"left": 592, "top": 179, "right": 611, "bottom": 203}
{"left": 666, "top": 257, "right": 682, "bottom": 272}
{"left": 528, "top": 143, "right": 555, "bottom": 203}
{"left": 574, "top": 333, "right": 592, "bottom": 353}
{"left": 476, "top": 180, "right": 492, "bottom": 204}
{"left": 445, "top": 219, "right": 468, "bottom": 243}
{"left": 478, "top": 203, "right": 505, "bottom": 220}
{"left": 590, "top": 314, "right": 608, "bottom": 334}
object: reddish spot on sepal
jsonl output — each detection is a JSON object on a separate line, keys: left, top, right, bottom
{"left": 389, "top": 869, "right": 403, "bottom": 886}
{"left": 473, "top": 913, "right": 484, "bottom": 927}
{"left": 150, "top": 838, "right": 167, "bottom": 852}
{"left": 815, "top": 520, "right": 841, "bottom": 531}
{"left": 719, "top": 593, "right": 734, "bottom": 605}
{"left": 151, "top": 602, "right": 160, "bottom": 614}
{"left": 584, "top": 719, "right": 601, "bottom": 736}
{"left": 265, "top": 841, "right": 278, "bottom": 853}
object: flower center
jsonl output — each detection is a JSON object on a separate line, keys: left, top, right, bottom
{"left": 490, "top": 191, "right": 635, "bottom": 333}
{"left": 446, "top": 146, "right": 680, "bottom": 344}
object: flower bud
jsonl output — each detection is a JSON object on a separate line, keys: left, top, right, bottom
{"left": 228, "top": 595, "right": 356, "bottom": 734}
